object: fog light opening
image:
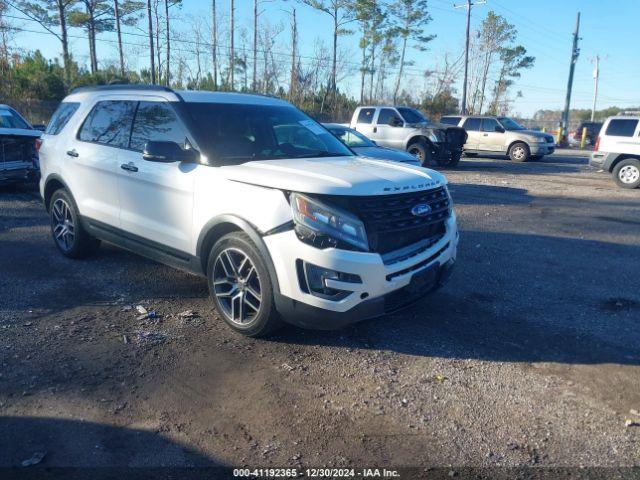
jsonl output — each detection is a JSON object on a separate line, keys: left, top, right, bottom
{"left": 300, "top": 261, "right": 361, "bottom": 300}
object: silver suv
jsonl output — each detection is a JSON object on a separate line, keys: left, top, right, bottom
{"left": 440, "top": 115, "right": 555, "bottom": 162}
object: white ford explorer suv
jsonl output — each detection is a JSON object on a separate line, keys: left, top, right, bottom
{"left": 38, "top": 85, "right": 458, "bottom": 336}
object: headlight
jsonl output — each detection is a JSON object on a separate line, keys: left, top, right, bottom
{"left": 290, "top": 193, "right": 368, "bottom": 251}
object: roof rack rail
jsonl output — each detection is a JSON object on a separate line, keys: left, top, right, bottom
{"left": 70, "top": 84, "right": 175, "bottom": 94}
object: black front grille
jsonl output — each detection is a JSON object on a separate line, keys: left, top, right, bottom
{"left": 445, "top": 127, "right": 467, "bottom": 148}
{"left": 339, "top": 187, "right": 451, "bottom": 254}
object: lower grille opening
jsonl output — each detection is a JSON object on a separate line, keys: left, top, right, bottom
{"left": 386, "top": 243, "right": 449, "bottom": 281}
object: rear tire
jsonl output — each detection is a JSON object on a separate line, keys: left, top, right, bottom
{"left": 612, "top": 158, "right": 640, "bottom": 189}
{"left": 509, "top": 142, "right": 530, "bottom": 162}
{"left": 49, "top": 189, "right": 100, "bottom": 258}
{"left": 207, "top": 232, "right": 282, "bottom": 337}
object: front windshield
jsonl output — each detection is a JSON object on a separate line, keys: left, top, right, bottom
{"left": 0, "top": 109, "right": 30, "bottom": 129}
{"left": 181, "top": 102, "right": 353, "bottom": 165}
{"left": 498, "top": 117, "right": 525, "bottom": 131}
{"left": 397, "top": 107, "right": 429, "bottom": 124}
{"left": 328, "top": 127, "right": 375, "bottom": 148}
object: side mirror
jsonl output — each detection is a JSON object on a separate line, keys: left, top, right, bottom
{"left": 388, "top": 117, "right": 403, "bottom": 127}
{"left": 143, "top": 141, "right": 199, "bottom": 163}
{"left": 494, "top": 125, "right": 505, "bottom": 133}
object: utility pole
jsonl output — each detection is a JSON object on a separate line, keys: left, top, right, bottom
{"left": 146, "top": 0, "right": 156, "bottom": 84}
{"left": 591, "top": 55, "right": 599, "bottom": 122}
{"left": 454, "top": 0, "right": 486, "bottom": 115}
{"left": 561, "top": 11, "right": 580, "bottom": 143}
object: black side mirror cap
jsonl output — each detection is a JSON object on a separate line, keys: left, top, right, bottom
{"left": 388, "top": 117, "right": 403, "bottom": 127}
{"left": 143, "top": 141, "right": 199, "bottom": 163}
{"left": 495, "top": 126, "right": 506, "bottom": 133}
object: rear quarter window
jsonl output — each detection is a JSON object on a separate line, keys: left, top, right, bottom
{"left": 357, "top": 108, "right": 375, "bottom": 124}
{"left": 45, "top": 102, "right": 80, "bottom": 135}
{"left": 605, "top": 119, "right": 639, "bottom": 137}
{"left": 0, "top": 108, "right": 30, "bottom": 129}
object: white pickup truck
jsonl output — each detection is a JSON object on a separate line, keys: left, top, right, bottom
{"left": 349, "top": 106, "right": 467, "bottom": 168}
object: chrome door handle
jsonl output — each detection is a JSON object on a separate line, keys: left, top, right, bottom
{"left": 120, "top": 163, "right": 138, "bottom": 172}
{"left": 373, "top": 127, "right": 377, "bottom": 133}
{"left": 66, "top": 149, "right": 79, "bottom": 157}
{"left": 482, "top": 133, "right": 489, "bottom": 136}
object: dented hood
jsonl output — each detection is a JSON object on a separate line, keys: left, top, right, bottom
{"left": 220, "top": 156, "right": 446, "bottom": 196}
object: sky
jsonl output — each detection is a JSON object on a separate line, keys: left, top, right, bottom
{"left": 8, "top": 0, "right": 640, "bottom": 117}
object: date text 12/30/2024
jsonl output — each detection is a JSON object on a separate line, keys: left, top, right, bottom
{"left": 233, "top": 468, "right": 401, "bottom": 478}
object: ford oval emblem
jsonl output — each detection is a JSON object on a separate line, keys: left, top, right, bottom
{"left": 411, "top": 203, "right": 431, "bottom": 216}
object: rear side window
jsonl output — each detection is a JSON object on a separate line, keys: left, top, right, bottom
{"left": 357, "top": 108, "right": 375, "bottom": 124}
{"left": 440, "top": 116, "right": 460, "bottom": 125}
{"left": 45, "top": 102, "right": 80, "bottom": 135}
{"left": 462, "top": 118, "right": 481, "bottom": 131}
{"left": 481, "top": 118, "right": 499, "bottom": 132}
{"left": 605, "top": 119, "right": 638, "bottom": 137}
{"left": 129, "top": 102, "right": 187, "bottom": 152}
{"left": 78, "top": 101, "right": 136, "bottom": 147}
{"left": 377, "top": 108, "right": 399, "bottom": 125}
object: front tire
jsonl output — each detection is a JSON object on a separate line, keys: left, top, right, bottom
{"left": 49, "top": 189, "right": 100, "bottom": 258}
{"left": 407, "top": 140, "right": 431, "bottom": 166}
{"left": 207, "top": 232, "right": 282, "bottom": 337}
{"left": 612, "top": 158, "right": 640, "bottom": 189}
{"left": 509, "top": 142, "right": 530, "bottom": 162}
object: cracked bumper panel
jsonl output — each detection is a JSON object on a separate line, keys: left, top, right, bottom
{"left": 264, "top": 212, "right": 458, "bottom": 319}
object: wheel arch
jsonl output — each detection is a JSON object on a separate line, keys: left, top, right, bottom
{"left": 196, "top": 215, "right": 282, "bottom": 294}
{"left": 609, "top": 154, "right": 640, "bottom": 172}
{"left": 507, "top": 139, "right": 531, "bottom": 154}
{"left": 405, "top": 135, "right": 434, "bottom": 151}
{"left": 43, "top": 174, "right": 71, "bottom": 212}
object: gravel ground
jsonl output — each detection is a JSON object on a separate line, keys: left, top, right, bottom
{"left": 1, "top": 151, "right": 639, "bottom": 476}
